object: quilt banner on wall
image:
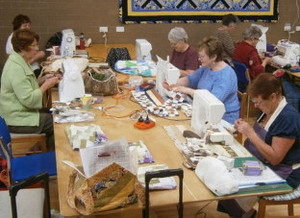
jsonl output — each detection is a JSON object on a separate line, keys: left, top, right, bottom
{"left": 120, "top": 0, "right": 279, "bottom": 24}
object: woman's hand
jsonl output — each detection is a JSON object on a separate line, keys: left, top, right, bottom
{"left": 39, "top": 76, "right": 60, "bottom": 93}
{"left": 234, "top": 118, "right": 255, "bottom": 138}
{"left": 171, "top": 86, "right": 194, "bottom": 96}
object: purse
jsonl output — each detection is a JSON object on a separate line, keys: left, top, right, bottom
{"left": 67, "top": 162, "right": 144, "bottom": 215}
{"left": 83, "top": 67, "right": 119, "bottom": 96}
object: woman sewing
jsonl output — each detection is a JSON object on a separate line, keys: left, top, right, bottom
{"left": 218, "top": 73, "right": 300, "bottom": 218}
{"left": 168, "top": 36, "right": 240, "bottom": 124}
{"left": 0, "top": 29, "right": 60, "bottom": 150}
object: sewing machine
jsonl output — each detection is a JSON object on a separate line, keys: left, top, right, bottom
{"left": 155, "top": 55, "right": 180, "bottom": 98}
{"left": 60, "top": 29, "right": 76, "bottom": 57}
{"left": 272, "top": 40, "right": 300, "bottom": 67}
{"left": 192, "top": 90, "right": 234, "bottom": 145}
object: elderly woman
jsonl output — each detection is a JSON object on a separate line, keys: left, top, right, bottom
{"left": 168, "top": 27, "right": 200, "bottom": 77}
{"left": 218, "top": 73, "right": 300, "bottom": 217}
{"left": 169, "top": 36, "right": 240, "bottom": 124}
{"left": 0, "top": 29, "right": 60, "bottom": 150}
{"left": 214, "top": 13, "right": 239, "bottom": 65}
{"left": 233, "top": 26, "right": 272, "bottom": 80}
{"left": 6, "top": 14, "right": 45, "bottom": 77}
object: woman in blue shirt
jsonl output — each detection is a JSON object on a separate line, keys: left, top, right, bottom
{"left": 170, "top": 36, "right": 240, "bottom": 124}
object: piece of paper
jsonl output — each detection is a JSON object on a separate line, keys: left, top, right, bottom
{"left": 137, "top": 164, "right": 177, "bottom": 190}
{"left": 79, "top": 137, "right": 133, "bottom": 178}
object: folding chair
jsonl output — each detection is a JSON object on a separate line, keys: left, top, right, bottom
{"left": 0, "top": 116, "right": 56, "bottom": 185}
{"left": 143, "top": 168, "right": 184, "bottom": 218}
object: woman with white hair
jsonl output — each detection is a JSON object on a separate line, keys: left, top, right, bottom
{"left": 168, "top": 27, "right": 200, "bottom": 77}
{"left": 233, "top": 25, "right": 272, "bottom": 80}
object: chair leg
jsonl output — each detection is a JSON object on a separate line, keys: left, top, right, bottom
{"left": 288, "top": 202, "right": 294, "bottom": 216}
{"left": 257, "top": 199, "right": 266, "bottom": 218}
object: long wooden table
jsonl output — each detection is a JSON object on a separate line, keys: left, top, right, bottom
{"left": 53, "top": 90, "right": 292, "bottom": 217}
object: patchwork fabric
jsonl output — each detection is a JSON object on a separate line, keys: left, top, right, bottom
{"left": 120, "top": 0, "right": 279, "bottom": 23}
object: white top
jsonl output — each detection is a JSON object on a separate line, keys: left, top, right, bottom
{"left": 5, "top": 32, "right": 13, "bottom": 55}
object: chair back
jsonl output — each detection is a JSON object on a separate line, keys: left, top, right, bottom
{"left": 0, "top": 117, "right": 13, "bottom": 161}
{"left": 232, "top": 60, "right": 250, "bottom": 93}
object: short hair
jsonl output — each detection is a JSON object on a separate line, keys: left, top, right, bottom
{"left": 222, "top": 13, "right": 239, "bottom": 26}
{"left": 168, "top": 27, "right": 188, "bottom": 42}
{"left": 198, "top": 36, "right": 224, "bottom": 62}
{"left": 12, "top": 14, "right": 31, "bottom": 31}
{"left": 248, "top": 73, "right": 284, "bottom": 99}
{"left": 242, "top": 26, "right": 262, "bottom": 40}
{"left": 12, "top": 29, "right": 39, "bottom": 52}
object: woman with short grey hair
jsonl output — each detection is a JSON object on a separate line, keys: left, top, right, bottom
{"left": 233, "top": 26, "right": 272, "bottom": 80}
{"left": 167, "top": 27, "right": 199, "bottom": 77}
{"left": 242, "top": 26, "right": 262, "bottom": 41}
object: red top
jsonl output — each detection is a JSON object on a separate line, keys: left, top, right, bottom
{"left": 233, "top": 41, "right": 265, "bottom": 80}
{"left": 170, "top": 45, "right": 199, "bottom": 71}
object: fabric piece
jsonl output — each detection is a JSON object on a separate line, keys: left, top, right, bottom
{"left": 65, "top": 124, "right": 106, "bottom": 150}
{"left": 170, "top": 46, "right": 199, "bottom": 71}
{"left": 120, "top": 0, "right": 279, "bottom": 23}
{"left": 195, "top": 157, "right": 239, "bottom": 196}
{"left": 187, "top": 64, "right": 240, "bottom": 123}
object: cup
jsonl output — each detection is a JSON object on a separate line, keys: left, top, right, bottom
{"left": 82, "top": 94, "right": 94, "bottom": 110}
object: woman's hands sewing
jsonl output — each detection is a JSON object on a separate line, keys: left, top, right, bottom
{"left": 39, "top": 74, "right": 62, "bottom": 94}
{"left": 162, "top": 81, "right": 195, "bottom": 96}
{"left": 234, "top": 118, "right": 256, "bottom": 138}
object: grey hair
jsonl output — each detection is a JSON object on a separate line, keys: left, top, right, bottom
{"left": 242, "top": 26, "right": 262, "bottom": 40}
{"left": 168, "top": 27, "right": 188, "bottom": 42}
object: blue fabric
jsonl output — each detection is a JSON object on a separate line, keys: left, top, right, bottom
{"left": 11, "top": 151, "right": 57, "bottom": 181}
{"left": 187, "top": 65, "right": 240, "bottom": 124}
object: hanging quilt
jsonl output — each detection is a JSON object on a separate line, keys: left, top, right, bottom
{"left": 120, "top": 0, "right": 279, "bottom": 24}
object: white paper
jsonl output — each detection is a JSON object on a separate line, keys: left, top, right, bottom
{"left": 79, "top": 137, "right": 132, "bottom": 178}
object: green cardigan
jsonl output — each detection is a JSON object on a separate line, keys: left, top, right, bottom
{"left": 0, "top": 51, "right": 42, "bottom": 126}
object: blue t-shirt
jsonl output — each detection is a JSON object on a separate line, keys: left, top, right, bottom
{"left": 187, "top": 65, "right": 240, "bottom": 123}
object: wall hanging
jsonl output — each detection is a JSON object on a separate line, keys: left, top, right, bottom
{"left": 120, "top": 0, "right": 279, "bottom": 24}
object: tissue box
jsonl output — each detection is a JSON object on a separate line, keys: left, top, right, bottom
{"left": 242, "top": 160, "right": 262, "bottom": 176}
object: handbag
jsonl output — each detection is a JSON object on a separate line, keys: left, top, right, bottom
{"left": 106, "top": 47, "right": 131, "bottom": 70}
{"left": 83, "top": 67, "right": 119, "bottom": 96}
{"left": 67, "top": 162, "right": 144, "bottom": 215}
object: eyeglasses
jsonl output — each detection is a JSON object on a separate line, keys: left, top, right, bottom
{"left": 250, "top": 99, "right": 263, "bottom": 106}
{"left": 28, "top": 43, "right": 39, "bottom": 50}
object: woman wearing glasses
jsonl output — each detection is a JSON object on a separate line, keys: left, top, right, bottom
{"left": 218, "top": 73, "right": 300, "bottom": 218}
{"left": 168, "top": 27, "right": 200, "bottom": 77}
{"left": 0, "top": 29, "right": 60, "bottom": 150}
{"left": 233, "top": 25, "right": 272, "bottom": 80}
{"left": 169, "top": 36, "right": 240, "bottom": 124}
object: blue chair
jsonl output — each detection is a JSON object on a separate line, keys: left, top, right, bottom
{"left": 232, "top": 60, "right": 251, "bottom": 120}
{"left": 0, "top": 116, "right": 56, "bottom": 185}
{"left": 232, "top": 60, "right": 251, "bottom": 93}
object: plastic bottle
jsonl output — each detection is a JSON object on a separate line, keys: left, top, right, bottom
{"left": 79, "top": 33, "right": 85, "bottom": 50}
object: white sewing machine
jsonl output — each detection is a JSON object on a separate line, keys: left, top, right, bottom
{"left": 192, "top": 90, "right": 234, "bottom": 145}
{"left": 272, "top": 40, "right": 300, "bottom": 67}
{"left": 155, "top": 55, "right": 180, "bottom": 98}
{"left": 60, "top": 29, "right": 76, "bottom": 57}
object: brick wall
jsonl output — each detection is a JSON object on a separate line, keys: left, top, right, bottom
{"left": 0, "top": 0, "right": 299, "bottom": 71}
